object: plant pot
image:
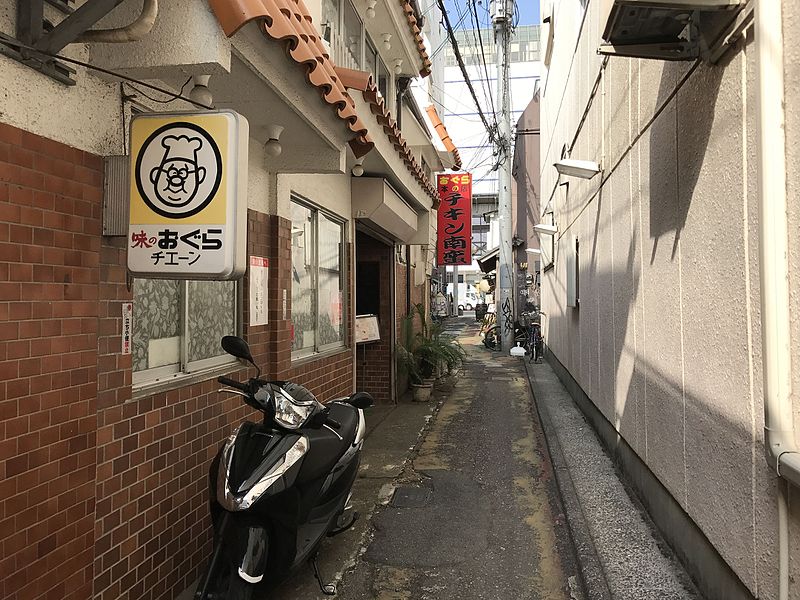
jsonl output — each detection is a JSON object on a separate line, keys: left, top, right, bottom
{"left": 411, "top": 382, "right": 434, "bottom": 402}
{"left": 436, "top": 373, "right": 458, "bottom": 390}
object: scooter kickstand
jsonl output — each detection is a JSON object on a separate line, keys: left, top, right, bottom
{"left": 309, "top": 553, "right": 337, "bottom": 596}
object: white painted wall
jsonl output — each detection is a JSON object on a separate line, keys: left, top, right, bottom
{"left": 538, "top": 1, "right": 800, "bottom": 598}
{"left": 276, "top": 174, "right": 353, "bottom": 222}
{"left": 0, "top": 4, "right": 123, "bottom": 156}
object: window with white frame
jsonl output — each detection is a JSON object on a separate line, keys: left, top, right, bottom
{"left": 132, "top": 279, "right": 239, "bottom": 386}
{"left": 291, "top": 197, "right": 346, "bottom": 357}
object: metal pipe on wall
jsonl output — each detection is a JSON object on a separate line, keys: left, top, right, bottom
{"left": 75, "top": 0, "right": 158, "bottom": 43}
{"left": 756, "top": 0, "right": 797, "bottom": 597}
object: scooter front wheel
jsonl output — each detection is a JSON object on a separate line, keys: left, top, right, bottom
{"left": 198, "top": 561, "right": 253, "bottom": 600}
{"left": 226, "top": 567, "right": 253, "bottom": 600}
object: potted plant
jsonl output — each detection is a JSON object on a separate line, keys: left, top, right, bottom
{"left": 396, "top": 304, "right": 465, "bottom": 401}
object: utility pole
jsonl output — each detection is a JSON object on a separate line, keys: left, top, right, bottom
{"left": 493, "top": 0, "right": 514, "bottom": 351}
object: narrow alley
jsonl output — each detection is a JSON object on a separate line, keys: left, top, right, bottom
{"left": 262, "top": 317, "right": 701, "bottom": 600}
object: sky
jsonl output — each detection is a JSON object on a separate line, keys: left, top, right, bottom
{"left": 441, "top": 0, "right": 540, "bottom": 28}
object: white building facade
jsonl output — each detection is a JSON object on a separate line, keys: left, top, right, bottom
{"left": 539, "top": 1, "right": 800, "bottom": 599}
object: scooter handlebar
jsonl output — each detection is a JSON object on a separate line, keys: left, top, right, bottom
{"left": 218, "top": 376, "right": 249, "bottom": 392}
{"left": 325, "top": 417, "right": 342, "bottom": 430}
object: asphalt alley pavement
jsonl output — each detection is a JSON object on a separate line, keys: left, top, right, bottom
{"left": 330, "top": 319, "right": 582, "bottom": 600}
{"left": 250, "top": 315, "right": 701, "bottom": 600}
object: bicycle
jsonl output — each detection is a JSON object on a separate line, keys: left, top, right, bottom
{"left": 479, "top": 310, "right": 496, "bottom": 337}
{"left": 520, "top": 310, "right": 544, "bottom": 363}
{"left": 482, "top": 319, "right": 528, "bottom": 351}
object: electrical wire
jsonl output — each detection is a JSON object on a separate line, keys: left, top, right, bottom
{"left": 123, "top": 77, "right": 192, "bottom": 105}
{"left": 430, "top": 4, "right": 474, "bottom": 60}
{"left": 436, "top": 0, "right": 498, "bottom": 146}
{"left": 467, "top": 2, "right": 497, "bottom": 120}
{"left": 0, "top": 37, "right": 213, "bottom": 110}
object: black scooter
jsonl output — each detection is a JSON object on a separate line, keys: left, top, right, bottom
{"left": 195, "top": 336, "right": 373, "bottom": 600}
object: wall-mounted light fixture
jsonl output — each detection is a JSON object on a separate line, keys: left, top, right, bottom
{"left": 366, "top": 0, "right": 377, "bottom": 18}
{"left": 393, "top": 58, "right": 403, "bottom": 74}
{"left": 351, "top": 158, "right": 364, "bottom": 177}
{"left": 525, "top": 248, "right": 542, "bottom": 255}
{"left": 381, "top": 33, "right": 392, "bottom": 50}
{"left": 189, "top": 75, "right": 213, "bottom": 106}
{"left": 533, "top": 223, "right": 558, "bottom": 236}
{"left": 264, "top": 124, "right": 284, "bottom": 157}
{"left": 554, "top": 158, "right": 601, "bottom": 179}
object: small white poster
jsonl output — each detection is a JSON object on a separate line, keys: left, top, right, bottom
{"left": 249, "top": 256, "right": 269, "bottom": 326}
{"left": 122, "top": 303, "right": 133, "bottom": 355}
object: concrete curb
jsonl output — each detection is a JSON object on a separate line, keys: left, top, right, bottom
{"left": 524, "top": 359, "right": 613, "bottom": 600}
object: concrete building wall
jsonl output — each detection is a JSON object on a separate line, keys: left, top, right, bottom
{"left": 537, "top": 1, "right": 800, "bottom": 598}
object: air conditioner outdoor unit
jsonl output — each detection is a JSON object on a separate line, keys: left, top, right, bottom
{"left": 599, "top": 0, "right": 745, "bottom": 61}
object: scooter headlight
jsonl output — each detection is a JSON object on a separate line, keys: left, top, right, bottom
{"left": 273, "top": 388, "right": 315, "bottom": 429}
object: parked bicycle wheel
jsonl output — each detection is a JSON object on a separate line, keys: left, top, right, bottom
{"left": 531, "top": 324, "right": 543, "bottom": 363}
{"left": 483, "top": 326, "right": 499, "bottom": 350}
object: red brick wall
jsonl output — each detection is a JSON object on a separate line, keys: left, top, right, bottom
{"left": 355, "top": 232, "right": 392, "bottom": 403}
{"left": 394, "top": 252, "right": 427, "bottom": 396}
{"left": 92, "top": 213, "right": 356, "bottom": 600}
{"left": 0, "top": 122, "right": 102, "bottom": 600}
{"left": 0, "top": 124, "right": 358, "bottom": 600}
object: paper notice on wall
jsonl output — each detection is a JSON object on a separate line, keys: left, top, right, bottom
{"left": 122, "top": 303, "right": 133, "bottom": 355}
{"left": 249, "top": 256, "right": 269, "bottom": 326}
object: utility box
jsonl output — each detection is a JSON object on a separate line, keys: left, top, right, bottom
{"left": 599, "top": 0, "right": 744, "bottom": 60}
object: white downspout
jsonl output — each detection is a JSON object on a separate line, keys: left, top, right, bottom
{"left": 756, "top": 0, "right": 797, "bottom": 598}
{"left": 75, "top": 0, "right": 158, "bottom": 44}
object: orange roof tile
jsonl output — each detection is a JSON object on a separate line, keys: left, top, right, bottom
{"left": 425, "top": 105, "right": 462, "bottom": 169}
{"left": 208, "top": 0, "right": 374, "bottom": 158}
{"left": 336, "top": 67, "right": 439, "bottom": 206}
{"left": 398, "top": 0, "right": 432, "bottom": 77}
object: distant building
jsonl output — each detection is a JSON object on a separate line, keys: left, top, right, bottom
{"left": 440, "top": 24, "right": 541, "bottom": 308}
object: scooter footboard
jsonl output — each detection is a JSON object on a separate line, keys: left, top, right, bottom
{"left": 222, "top": 516, "right": 269, "bottom": 583}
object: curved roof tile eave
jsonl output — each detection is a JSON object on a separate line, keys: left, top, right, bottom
{"left": 208, "top": 0, "right": 374, "bottom": 158}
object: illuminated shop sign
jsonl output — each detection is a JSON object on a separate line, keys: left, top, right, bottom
{"left": 436, "top": 173, "right": 472, "bottom": 266}
{"left": 128, "top": 110, "right": 249, "bottom": 279}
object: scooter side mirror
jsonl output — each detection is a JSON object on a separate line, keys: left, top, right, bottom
{"left": 221, "top": 336, "right": 261, "bottom": 377}
{"left": 348, "top": 391, "right": 373, "bottom": 409}
{"left": 221, "top": 336, "right": 254, "bottom": 361}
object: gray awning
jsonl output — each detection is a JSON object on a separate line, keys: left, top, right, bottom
{"left": 477, "top": 247, "right": 499, "bottom": 274}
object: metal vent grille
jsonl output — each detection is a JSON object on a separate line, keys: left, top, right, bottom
{"left": 103, "top": 155, "right": 130, "bottom": 236}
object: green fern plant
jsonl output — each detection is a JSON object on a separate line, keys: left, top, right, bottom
{"left": 395, "top": 303, "right": 465, "bottom": 384}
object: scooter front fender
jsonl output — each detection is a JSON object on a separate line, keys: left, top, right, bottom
{"left": 222, "top": 516, "right": 269, "bottom": 583}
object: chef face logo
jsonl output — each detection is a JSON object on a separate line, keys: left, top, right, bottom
{"left": 135, "top": 122, "right": 222, "bottom": 219}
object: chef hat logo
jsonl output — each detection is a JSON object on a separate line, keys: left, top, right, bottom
{"left": 149, "top": 134, "right": 207, "bottom": 208}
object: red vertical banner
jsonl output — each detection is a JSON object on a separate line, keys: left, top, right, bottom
{"left": 437, "top": 173, "right": 472, "bottom": 266}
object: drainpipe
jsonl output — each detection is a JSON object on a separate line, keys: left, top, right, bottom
{"left": 406, "top": 245, "right": 412, "bottom": 316}
{"left": 756, "top": 1, "right": 797, "bottom": 599}
{"left": 75, "top": 0, "right": 158, "bottom": 43}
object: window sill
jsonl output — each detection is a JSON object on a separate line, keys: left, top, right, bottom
{"left": 291, "top": 346, "right": 351, "bottom": 368}
{"left": 131, "top": 359, "right": 244, "bottom": 401}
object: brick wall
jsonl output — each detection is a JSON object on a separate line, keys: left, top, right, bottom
{"left": 0, "top": 122, "right": 102, "bottom": 600}
{"left": 394, "top": 253, "right": 427, "bottom": 396}
{"left": 355, "top": 232, "right": 392, "bottom": 403}
{"left": 92, "top": 212, "right": 356, "bottom": 600}
{"left": 0, "top": 124, "right": 358, "bottom": 600}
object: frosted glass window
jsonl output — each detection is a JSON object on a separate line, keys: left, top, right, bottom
{"left": 291, "top": 202, "right": 316, "bottom": 354}
{"left": 291, "top": 197, "right": 346, "bottom": 357}
{"left": 133, "top": 278, "right": 238, "bottom": 386}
